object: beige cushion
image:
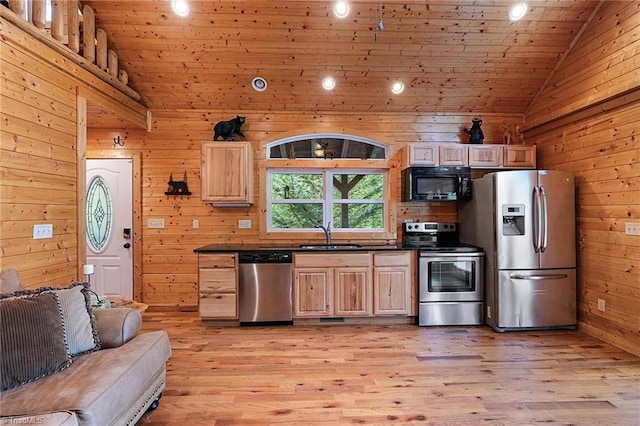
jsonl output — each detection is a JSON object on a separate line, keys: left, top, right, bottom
{"left": 54, "top": 283, "right": 102, "bottom": 356}
{"left": 93, "top": 308, "right": 142, "bottom": 349}
{"left": 0, "top": 292, "right": 72, "bottom": 391}
{"left": 0, "top": 269, "right": 23, "bottom": 294}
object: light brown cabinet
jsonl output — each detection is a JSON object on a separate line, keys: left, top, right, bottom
{"left": 373, "top": 251, "right": 413, "bottom": 316}
{"left": 294, "top": 253, "right": 372, "bottom": 318}
{"left": 504, "top": 145, "right": 537, "bottom": 168}
{"left": 403, "top": 143, "right": 536, "bottom": 170}
{"left": 198, "top": 253, "right": 238, "bottom": 319}
{"left": 201, "top": 141, "right": 254, "bottom": 205}
{"left": 467, "top": 145, "right": 504, "bottom": 168}
{"left": 402, "top": 143, "right": 467, "bottom": 167}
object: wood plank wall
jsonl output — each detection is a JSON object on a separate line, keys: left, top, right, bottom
{"left": 524, "top": 1, "right": 640, "bottom": 357}
{"left": 86, "top": 111, "right": 523, "bottom": 310}
{"left": 0, "top": 17, "right": 146, "bottom": 288}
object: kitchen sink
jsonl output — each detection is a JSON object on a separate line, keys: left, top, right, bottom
{"left": 298, "top": 244, "right": 362, "bottom": 250}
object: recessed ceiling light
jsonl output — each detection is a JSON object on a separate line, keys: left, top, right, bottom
{"left": 334, "top": 1, "right": 349, "bottom": 19}
{"left": 172, "top": 0, "right": 190, "bottom": 17}
{"left": 251, "top": 77, "right": 268, "bottom": 92}
{"left": 322, "top": 76, "right": 336, "bottom": 91}
{"left": 508, "top": 2, "right": 528, "bottom": 22}
{"left": 391, "top": 81, "right": 405, "bottom": 95}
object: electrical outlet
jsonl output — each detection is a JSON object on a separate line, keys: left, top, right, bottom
{"left": 597, "top": 298, "right": 605, "bottom": 312}
{"left": 33, "top": 224, "right": 53, "bottom": 239}
{"left": 238, "top": 219, "right": 251, "bottom": 229}
{"left": 624, "top": 222, "right": 640, "bottom": 236}
{"left": 147, "top": 218, "right": 165, "bottom": 229}
{"left": 192, "top": 219, "right": 199, "bottom": 229}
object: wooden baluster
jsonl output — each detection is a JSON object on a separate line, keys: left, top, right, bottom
{"left": 8, "top": 0, "right": 25, "bottom": 17}
{"left": 82, "top": 4, "right": 96, "bottom": 63}
{"left": 50, "top": 0, "right": 65, "bottom": 41}
{"left": 32, "top": 0, "right": 46, "bottom": 29}
{"left": 96, "top": 29, "right": 108, "bottom": 70}
{"left": 118, "top": 70, "right": 129, "bottom": 85}
{"left": 67, "top": 0, "right": 80, "bottom": 53}
{"left": 107, "top": 49, "right": 118, "bottom": 78}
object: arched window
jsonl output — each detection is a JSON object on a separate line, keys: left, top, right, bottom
{"left": 266, "top": 133, "right": 387, "bottom": 160}
{"left": 265, "top": 134, "right": 389, "bottom": 233}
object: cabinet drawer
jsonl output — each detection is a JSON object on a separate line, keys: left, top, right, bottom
{"left": 199, "top": 294, "right": 237, "bottom": 318}
{"left": 199, "top": 254, "right": 237, "bottom": 268}
{"left": 199, "top": 269, "right": 237, "bottom": 292}
{"left": 295, "top": 253, "right": 371, "bottom": 268}
{"left": 373, "top": 251, "right": 411, "bottom": 267}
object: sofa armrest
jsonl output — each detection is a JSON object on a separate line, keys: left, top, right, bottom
{"left": 93, "top": 307, "right": 142, "bottom": 349}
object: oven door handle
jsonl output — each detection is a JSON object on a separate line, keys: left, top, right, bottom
{"left": 509, "top": 273, "right": 568, "bottom": 281}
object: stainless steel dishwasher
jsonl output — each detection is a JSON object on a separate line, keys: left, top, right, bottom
{"left": 238, "top": 251, "right": 293, "bottom": 325}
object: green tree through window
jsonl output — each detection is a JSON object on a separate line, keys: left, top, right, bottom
{"left": 269, "top": 170, "right": 385, "bottom": 231}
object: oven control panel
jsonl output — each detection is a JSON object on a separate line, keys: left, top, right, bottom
{"left": 403, "top": 222, "right": 456, "bottom": 233}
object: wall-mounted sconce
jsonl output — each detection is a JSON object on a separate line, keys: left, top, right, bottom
{"left": 113, "top": 135, "right": 124, "bottom": 146}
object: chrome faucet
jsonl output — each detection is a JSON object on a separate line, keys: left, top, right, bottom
{"left": 315, "top": 222, "right": 332, "bottom": 245}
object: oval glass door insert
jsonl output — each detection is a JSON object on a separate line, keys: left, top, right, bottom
{"left": 86, "top": 175, "right": 113, "bottom": 253}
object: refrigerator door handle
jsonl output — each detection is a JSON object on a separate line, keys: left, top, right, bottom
{"left": 540, "top": 185, "right": 548, "bottom": 253}
{"left": 532, "top": 186, "right": 542, "bottom": 253}
{"left": 510, "top": 273, "right": 569, "bottom": 281}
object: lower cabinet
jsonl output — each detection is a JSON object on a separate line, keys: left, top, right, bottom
{"left": 373, "top": 251, "right": 413, "bottom": 316}
{"left": 198, "top": 253, "right": 238, "bottom": 319}
{"left": 294, "top": 251, "right": 412, "bottom": 319}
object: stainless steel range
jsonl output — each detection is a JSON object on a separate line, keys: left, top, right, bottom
{"left": 402, "top": 222, "right": 485, "bottom": 326}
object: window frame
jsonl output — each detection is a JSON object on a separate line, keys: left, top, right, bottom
{"left": 267, "top": 169, "right": 387, "bottom": 233}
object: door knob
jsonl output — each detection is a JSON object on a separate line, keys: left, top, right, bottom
{"left": 123, "top": 243, "right": 131, "bottom": 249}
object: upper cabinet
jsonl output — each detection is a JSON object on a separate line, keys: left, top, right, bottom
{"left": 402, "top": 143, "right": 467, "bottom": 168}
{"left": 467, "top": 145, "right": 504, "bottom": 168}
{"left": 201, "top": 142, "right": 254, "bottom": 205}
{"left": 503, "top": 145, "right": 537, "bottom": 169}
{"left": 403, "top": 143, "right": 535, "bottom": 170}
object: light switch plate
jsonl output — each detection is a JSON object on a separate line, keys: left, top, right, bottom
{"left": 33, "top": 224, "right": 53, "bottom": 239}
{"left": 238, "top": 219, "right": 251, "bottom": 229}
{"left": 147, "top": 218, "right": 165, "bottom": 229}
{"left": 193, "top": 219, "right": 199, "bottom": 229}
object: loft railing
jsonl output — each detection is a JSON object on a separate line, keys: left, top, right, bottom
{"left": 1, "top": 0, "right": 140, "bottom": 101}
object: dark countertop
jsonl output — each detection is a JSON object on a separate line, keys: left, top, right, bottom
{"left": 193, "top": 243, "right": 405, "bottom": 253}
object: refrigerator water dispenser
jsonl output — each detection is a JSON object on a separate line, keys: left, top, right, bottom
{"left": 502, "top": 204, "right": 525, "bottom": 235}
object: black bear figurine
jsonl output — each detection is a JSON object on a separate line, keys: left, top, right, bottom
{"left": 213, "top": 116, "right": 246, "bottom": 141}
{"left": 464, "top": 117, "right": 484, "bottom": 144}
{"left": 168, "top": 180, "right": 189, "bottom": 193}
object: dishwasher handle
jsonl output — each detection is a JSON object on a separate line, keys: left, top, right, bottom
{"left": 238, "top": 251, "right": 293, "bottom": 263}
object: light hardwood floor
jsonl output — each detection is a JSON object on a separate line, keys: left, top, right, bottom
{"left": 137, "top": 312, "right": 639, "bottom": 425}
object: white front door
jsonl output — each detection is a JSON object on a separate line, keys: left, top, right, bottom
{"left": 86, "top": 159, "right": 133, "bottom": 298}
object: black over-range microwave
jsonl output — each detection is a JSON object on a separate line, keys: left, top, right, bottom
{"left": 401, "top": 166, "right": 472, "bottom": 202}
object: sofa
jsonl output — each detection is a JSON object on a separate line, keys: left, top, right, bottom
{"left": 0, "top": 269, "right": 172, "bottom": 426}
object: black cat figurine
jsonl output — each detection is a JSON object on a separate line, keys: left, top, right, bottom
{"left": 464, "top": 117, "right": 484, "bottom": 144}
{"left": 213, "top": 115, "right": 246, "bottom": 141}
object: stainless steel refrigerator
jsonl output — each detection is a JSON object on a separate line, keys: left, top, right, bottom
{"left": 458, "top": 170, "right": 576, "bottom": 331}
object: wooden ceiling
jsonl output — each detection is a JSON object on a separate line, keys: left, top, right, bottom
{"left": 82, "top": 0, "right": 600, "bottom": 114}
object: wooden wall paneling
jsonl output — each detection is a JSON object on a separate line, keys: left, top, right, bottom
{"left": 527, "top": 102, "right": 639, "bottom": 357}
{"left": 1, "top": 15, "right": 148, "bottom": 290}
{"left": 526, "top": 1, "right": 640, "bottom": 129}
